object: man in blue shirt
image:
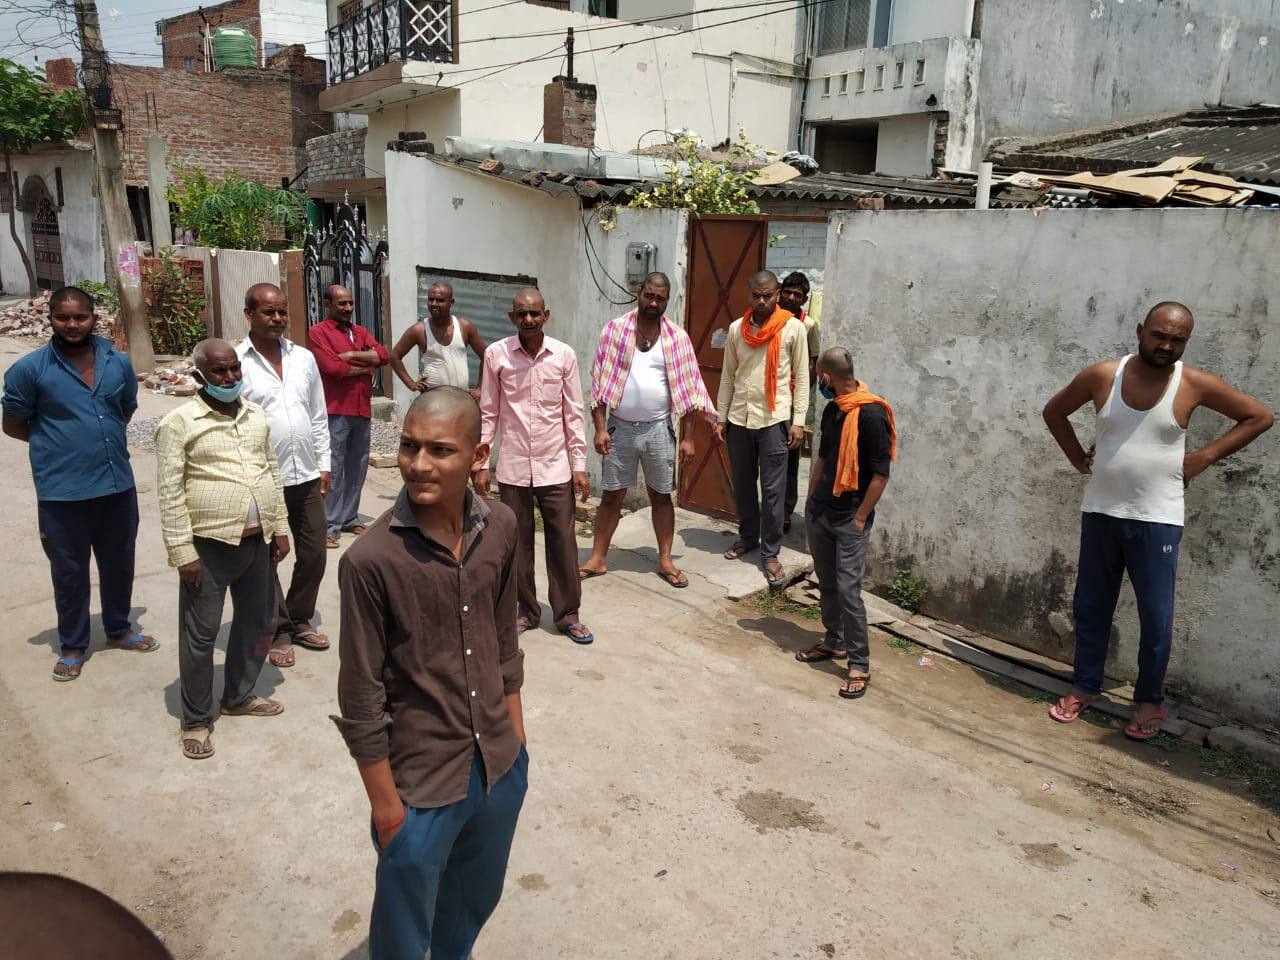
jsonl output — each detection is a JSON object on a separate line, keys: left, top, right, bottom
{"left": 2, "top": 286, "right": 158, "bottom": 681}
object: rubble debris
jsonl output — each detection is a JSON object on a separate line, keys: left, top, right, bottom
{"left": 0, "top": 292, "right": 119, "bottom": 342}
{"left": 1036, "top": 156, "right": 1255, "bottom": 206}
{"left": 139, "top": 358, "right": 198, "bottom": 396}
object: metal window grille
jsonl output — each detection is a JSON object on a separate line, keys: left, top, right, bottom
{"left": 816, "top": 0, "right": 872, "bottom": 55}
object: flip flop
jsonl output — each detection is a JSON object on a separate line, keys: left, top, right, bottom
{"left": 326, "top": 535, "right": 341, "bottom": 549}
{"left": 106, "top": 630, "right": 159, "bottom": 653}
{"left": 1123, "top": 705, "right": 1169, "bottom": 741}
{"left": 796, "top": 643, "right": 847, "bottom": 663}
{"left": 838, "top": 673, "right": 870, "bottom": 700}
{"left": 52, "top": 655, "right": 85, "bottom": 682}
{"left": 221, "top": 695, "right": 284, "bottom": 718}
{"left": 268, "top": 644, "right": 296, "bottom": 668}
{"left": 658, "top": 570, "right": 688, "bottom": 589}
{"left": 561, "top": 623, "right": 595, "bottom": 645}
{"left": 291, "top": 628, "right": 330, "bottom": 651}
{"left": 516, "top": 613, "right": 536, "bottom": 635}
{"left": 180, "top": 726, "right": 215, "bottom": 760}
{"left": 579, "top": 568, "right": 607, "bottom": 580}
{"left": 1049, "top": 693, "right": 1096, "bottom": 724}
{"left": 723, "top": 540, "right": 757, "bottom": 560}
{"left": 763, "top": 560, "right": 788, "bottom": 589}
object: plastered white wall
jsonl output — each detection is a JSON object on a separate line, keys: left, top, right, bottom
{"left": 875, "top": 113, "right": 933, "bottom": 175}
{"left": 383, "top": 149, "right": 689, "bottom": 492}
{"left": 821, "top": 207, "right": 1280, "bottom": 725}
{"left": 260, "top": 0, "right": 329, "bottom": 58}
{"left": 0, "top": 149, "right": 104, "bottom": 295}
{"left": 975, "top": 0, "right": 1280, "bottom": 149}
{"left": 888, "top": 0, "right": 972, "bottom": 45}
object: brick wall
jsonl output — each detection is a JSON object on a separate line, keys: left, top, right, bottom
{"left": 110, "top": 58, "right": 332, "bottom": 187}
{"left": 158, "top": 0, "right": 261, "bottom": 72}
{"left": 306, "top": 128, "right": 370, "bottom": 183}
{"left": 45, "top": 58, "right": 77, "bottom": 88}
{"left": 543, "top": 79, "right": 597, "bottom": 149}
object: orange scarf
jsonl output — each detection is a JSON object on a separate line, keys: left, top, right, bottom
{"left": 832, "top": 383, "right": 898, "bottom": 496}
{"left": 739, "top": 306, "right": 792, "bottom": 411}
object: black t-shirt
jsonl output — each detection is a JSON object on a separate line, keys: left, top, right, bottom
{"left": 808, "top": 401, "right": 892, "bottom": 522}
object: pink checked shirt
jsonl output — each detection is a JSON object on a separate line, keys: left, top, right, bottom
{"left": 590, "top": 312, "right": 716, "bottom": 420}
{"left": 479, "top": 335, "right": 589, "bottom": 487}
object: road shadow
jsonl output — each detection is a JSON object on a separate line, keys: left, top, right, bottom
{"left": 677, "top": 525, "right": 738, "bottom": 556}
{"left": 25, "top": 605, "right": 152, "bottom": 655}
{"left": 161, "top": 621, "right": 285, "bottom": 722}
{"left": 337, "top": 939, "right": 368, "bottom": 960}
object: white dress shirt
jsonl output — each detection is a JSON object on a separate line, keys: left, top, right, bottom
{"left": 236, "top": 336, "right": 331, "bottom": 487}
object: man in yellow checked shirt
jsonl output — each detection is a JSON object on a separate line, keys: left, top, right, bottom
{"left": 794, "top": 347, "right": 896, "bottom": 700}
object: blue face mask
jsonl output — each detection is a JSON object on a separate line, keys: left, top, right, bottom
{"left": 202, "top": 378, "right": 244, "bottom": 403}
{"left": 818, "top": 381, "right": 836, "bottom": 401}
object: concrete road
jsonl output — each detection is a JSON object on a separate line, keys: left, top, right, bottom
{"left": 0, "top": 337, "right": 1277, "bottom": 959}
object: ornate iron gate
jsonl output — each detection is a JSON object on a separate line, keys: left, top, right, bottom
{"left": 302, "top": 202, "right": 390, "bottom": 393}
{"left": 32, "top": 196, "right": 64, "bottom": 291}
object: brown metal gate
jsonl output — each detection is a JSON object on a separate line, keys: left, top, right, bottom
{"left": 32, "top": 196, "right": 63, "bottom": 291}
{"left": 677, "top": 216, "right": 768, "bottom": 519}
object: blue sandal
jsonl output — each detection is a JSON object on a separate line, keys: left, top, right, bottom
{"left": 52, "top": 656, "right": 85, "bottom": 682}
{"left": 107, "top": 630, "right": 159, "bottom": 653}
{"left": 561, "top": 623, "right": 595, "bottom": 645}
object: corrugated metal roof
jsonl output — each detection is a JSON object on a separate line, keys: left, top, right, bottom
{"left": 994, "top": 107, "right": 1280, "bottom": 186}
{"left": 419, "top": 153, "right": 1047, "bottom": 209}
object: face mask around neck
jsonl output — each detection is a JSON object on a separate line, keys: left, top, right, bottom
{"left": 202, "top": 379, "right": 244, "bottom": 403}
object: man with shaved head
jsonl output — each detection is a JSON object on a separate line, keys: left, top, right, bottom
{"left": 157, "top": 337, "right": 291, "bottom": 759}
{"left": 337, "top": 386, "right": 527, "bottom": 959}
{"left": 3, "top": 286, "right": 156, "bottom": 681}
{"left": 1044, "top": 301, "right": 1273, "bottom": 739}
{"left": 308, "top": 283, "right": 390, "bottom": 548}
{"left": 237, "top": 283, "right": 332, "bottom": 668}
{"left": 715, "top": 269, "right": 811, "bottom": 588}
{"left": 476, "top": 287, "right": 594, "bottom": 644}
{"left": 387, "top": 280, "right": 488, "bottom": 397}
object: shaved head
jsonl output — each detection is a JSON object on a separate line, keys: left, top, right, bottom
{"left": 192, "top": 337, "right": 235, "bottom": 372}
{"left": 1145, "top": 301, "right": 1194, "bottom": 329}
{"left": 324, "top": 284, "right": 352, "bottom": 302}
{"left": 428, "top": 281, "right": 455, "bottom": 298}
{"left": 818, "top": 346, "right": 854, "bottom": 380}
{"left": 406, "top": 385, "right": 482, "bottom": 444}
{"left": 512, "top": 286, "right": 544, "bottom": 310}
{"left": 642, "top": 271, "right": 670, "bottom": 291}
{"left": 750, "top": 270, "right": 779, "bottom": 291}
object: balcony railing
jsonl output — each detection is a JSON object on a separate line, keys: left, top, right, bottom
{"left": 327, "top": 0, "right": 454, "bottom": 86}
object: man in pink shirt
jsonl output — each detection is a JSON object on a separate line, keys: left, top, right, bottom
{"left": 475, "top": 288, "right": 594, "bottom": 644}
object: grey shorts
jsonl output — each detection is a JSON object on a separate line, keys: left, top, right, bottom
{"left": 602, "top": 415, "right": 676, "bottom": 494}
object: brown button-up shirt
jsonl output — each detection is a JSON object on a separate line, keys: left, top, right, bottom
{"left": 333, "top": 488, "right": 524, "bottom": 809}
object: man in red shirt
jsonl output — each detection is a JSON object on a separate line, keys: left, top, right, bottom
{"left": 307, "top": 284, "right": 390, "bottom": 548}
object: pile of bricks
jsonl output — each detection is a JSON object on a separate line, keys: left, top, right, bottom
{"left": 0, "top": 292, "right": 117, "bottom": 340}
{"left": 140, "top": 358, "right": 198, "bottom": 396}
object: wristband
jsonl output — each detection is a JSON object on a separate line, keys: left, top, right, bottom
{"left": 374, "top": 809, "right": 406, "bottom": 833}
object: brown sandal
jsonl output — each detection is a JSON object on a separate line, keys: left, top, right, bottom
{"left": 180, "top": 726, "right": 215, "bottom": 760}
{"left": 838, "top": 672, "right": 870, "bottom": 699}
{"left": 221, "top": 695, "right": 284, "bottom": 718}
{"left": 796, "top": 643, "right": 847, "bottom": 663}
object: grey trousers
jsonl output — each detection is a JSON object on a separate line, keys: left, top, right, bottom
{"left": 179, "top": 535, "right": 275, "bottom": 730}
{"left": 326, "top": 414, "right": 371, "bottom": 536}
{"left": 726, "top": 421, "right": 790, "bottom": 562}
{"left": 807, "top": 510, "right": 872, "bottom": 671}
{"left": 275, "top": 478, "right": 327, "bottom": 636}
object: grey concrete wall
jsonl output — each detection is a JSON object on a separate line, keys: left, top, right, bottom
{"left": 766, "top": 220, "right": 827, "bottom": 291}
{"left": 821, "top": 207, "right": 1279, "bottom": 725}
{"left": 976, "top": 0, "right": 1280, "bottom": 153}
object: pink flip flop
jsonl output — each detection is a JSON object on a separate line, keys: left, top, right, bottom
{"left": 1048, "top": 693, "right": 1095, "bottom": 724}
{"left": 1123, "top": 705, "right": 1169, "bottom": 741}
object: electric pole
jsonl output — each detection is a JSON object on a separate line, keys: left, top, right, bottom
{"left": 72, "top": 0, "right": 155, "bottom": 373}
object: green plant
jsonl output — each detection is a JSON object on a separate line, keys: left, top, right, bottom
{"left": 886, "top": 569, "right": 929, "bottom": 614}
{"left": 143, "top": 249, "right": 208, "bottom": 355}
{"left": 73, "top": 279, "right": 120, "bottom": 316}
{"left": 885, "top": 635, "right": 917, "bottom": 653}
{"left": 167, "top": 162, "right": 306, "bottom": 250}
{"left": 0, "top": 59, "right": 85, "bottom": 295}
{"left": 627, "top": 130, "right": 763, "bottom": 215}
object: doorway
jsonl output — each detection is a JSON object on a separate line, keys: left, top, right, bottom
{"left": 31, "top": 195, "right": 64, "bottom": 291}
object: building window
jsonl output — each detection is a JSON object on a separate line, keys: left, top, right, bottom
{"left": 893, "top": 61, "right": 904, "bottom": 87}
{"left": 338, "top": 0, "right": 361, "bottom": 21}
{"left": 914, "top": 58, "right": 926, "bottom": 85}
{"left": 873, "top": 64, "right": 884, "bottom": 90}
{"left": 822, "top": 75, "right": 832, "bottom": 97}
{"left": 816, "top": 0, "right": 872, "bottom": 55}
{"left": 183, "top": 56, "right": 197, "bottom": 71}
{"left": 853, "top": 69, "right": 865, "bottom": 93}
{"left": 838, "top": 73, "right": 848, "bottom": 94}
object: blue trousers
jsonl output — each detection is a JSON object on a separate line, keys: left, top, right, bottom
{"left": 326, "top": 414, "right": 372, "bottom": 536}
{"left": 37, "top": 488, "right": 139, "bottom": 656}
{"left": 1071, "top": 512, "right": 1182, "bottom": 705}
{"left": 370, "top": 747, "right": 529, "bottom": 960}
